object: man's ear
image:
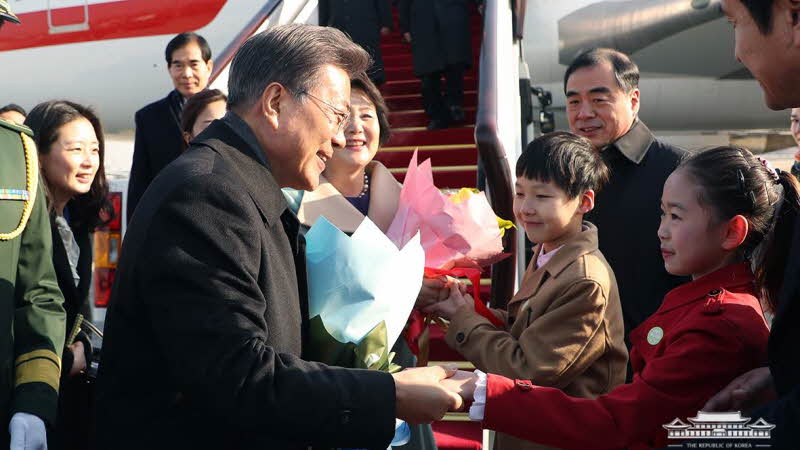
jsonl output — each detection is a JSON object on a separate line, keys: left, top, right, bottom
{"left": 183, "top": 131, "right": 192, "bottom": 146}
{"left": 722, "top": 214, "right": 749, "bottom": 251}
{"left": 206, "top": 58, "right": 214, "bottom": 73}
{"left": 578, "top": 189, "right": 595, "bottom": 214}
{"left": 630, "top": 88, "right": 641, "bottom": 116}
{"left": 261, "top": 82, "right": 285, "bottom": 130}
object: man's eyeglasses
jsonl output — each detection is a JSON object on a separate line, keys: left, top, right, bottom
{"left": 299, "top": 90, "right": 350, "bottom": 134}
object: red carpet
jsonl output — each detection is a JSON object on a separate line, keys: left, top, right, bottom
{"left": 377, "top": 5, "right": 485, "bottom": 449}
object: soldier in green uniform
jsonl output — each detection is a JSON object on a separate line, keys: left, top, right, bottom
{"left": 1, "top": 2, "right": 68, "bottom": 449}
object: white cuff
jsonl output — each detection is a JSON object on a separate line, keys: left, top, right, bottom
{"left": 468, "top": 369, "right": 488, "bottom": 421}
{"left": 9, "top": 412, "right": 48, "bottom": 450}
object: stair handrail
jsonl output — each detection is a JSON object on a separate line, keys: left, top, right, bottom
{"left": 209, "top": 0, "right": 285, "bottom": 85}
{"left": 475, "top": 0, "right": 522, "bottom": 309}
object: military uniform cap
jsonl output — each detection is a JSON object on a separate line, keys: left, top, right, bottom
{"left": 0, "top": 0, "right": 20, "bottom": 24}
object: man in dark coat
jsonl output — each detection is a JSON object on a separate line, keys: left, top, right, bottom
{"left": 95, "top": 24, "right": 460, "bottom": 450}
{"left": 126, "top": 32, "right": 213, "bottom": 223}
{"left": 564, "top": 48, "right": 688, "bottom": 360}
{"left": 319, "top": 0, "right": 392, "bottom": 85}
{"left": 703, "top": 1, "right": 800, "bottom": 448}
{"left": 398, "top": 0, "right": 473, "bottom": 129}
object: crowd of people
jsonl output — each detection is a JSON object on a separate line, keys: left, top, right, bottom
{"left": 1, "top": 0, "right": 800, "bottom": 449}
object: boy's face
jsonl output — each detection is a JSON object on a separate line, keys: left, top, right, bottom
{"left": 513, "top": 176, "right": 592, "bottom": 252}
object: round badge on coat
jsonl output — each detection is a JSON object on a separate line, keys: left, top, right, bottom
{"left": 647, "top": 327, "right": 664, "bottom": 345}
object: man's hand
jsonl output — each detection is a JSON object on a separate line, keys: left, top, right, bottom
{"left": 703, "top": 367, "right": 776, "bottom": 412}
{"left": 440, "top": 370, "right": 478, "bottom": 404}
{"left": 9, "top": 413, "right": 48, "bottom": 450}
{"left": 393, "top": 365, "right": 462, "bottom": 424}
{"left": 423, "top": 281, "right": 473, "bottom": 320}
{"left": 415, "top": 276, "right": 448, "bottom": 310}
{"left": 68, "top": 341, "right": 86, "bottom": 376}
{"left": 380, "top": 26, "right": 391, "bottom": 35}
{"left": 402, "top": 32, "right": 412, "bottom": 43}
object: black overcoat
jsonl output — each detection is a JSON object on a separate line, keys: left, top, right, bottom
{"left": 95, "top": 118, "right": 396, "bottom": 450}
{"left": 49, "top": 215, "right": 92, "bottom": 368}
{"left": 126, "top": 91, "right": 185, "bottom": 222}
{"left": 398, "top": 0, "right": 473, "bottom": 76}
{"left": 751, "top": 219, "right": 800, "bottom": 448}
{"left": 48, "top": 215, "right": 93, "bottom": 450}
{"left": 319, "top": 0, "right": 392, "bottom": 84}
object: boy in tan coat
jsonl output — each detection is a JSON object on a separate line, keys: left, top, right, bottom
{"left": 424, "top": 132, "right": 628, "bottom": 450}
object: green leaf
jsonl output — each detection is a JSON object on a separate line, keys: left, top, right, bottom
{"left": 306, "top": 316, "right": 401, "bottom": 373}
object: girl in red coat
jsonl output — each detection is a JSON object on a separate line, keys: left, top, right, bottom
{"left": 440, "top": 146, "right": 800, "bottom": 449}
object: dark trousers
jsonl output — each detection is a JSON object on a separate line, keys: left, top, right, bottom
{"left": 420, "top": 64, "right": 465, "bottom": 121}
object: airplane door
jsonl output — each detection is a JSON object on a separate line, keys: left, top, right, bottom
{"left": 47, "top": 0, "right": 89, "bottom": 33}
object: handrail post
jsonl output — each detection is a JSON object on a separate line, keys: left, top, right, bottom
{"left": 475, "top": 0, "right": 521, "bottom": 309}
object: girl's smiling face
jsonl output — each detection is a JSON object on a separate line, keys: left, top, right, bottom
{"left": 658, "top": 169, "right": 739, "bottom": 279}
{"left": 40, "top": 117, "right": 100, "bottom": 206}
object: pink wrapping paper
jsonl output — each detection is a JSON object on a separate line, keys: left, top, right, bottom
{"left": 386, "top": 150, "right": 506, "bottom": 269}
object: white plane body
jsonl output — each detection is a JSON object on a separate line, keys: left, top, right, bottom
{"left": 0, "top": 0, "right": 787, "bottom": 134}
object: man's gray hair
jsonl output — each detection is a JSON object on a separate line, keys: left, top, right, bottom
{"left": 228, "top": 24, "right": 371, "bottom": 109}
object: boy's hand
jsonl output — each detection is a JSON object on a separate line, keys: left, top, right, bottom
{"left": 424, "top": 281, "right": 473, "bottom": 319}
{"left": 416, "top": 276, "right": 448, "bottom": 310}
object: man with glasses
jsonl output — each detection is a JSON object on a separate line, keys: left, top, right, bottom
{"left": 301, "top": 90, "right": 351, "bottom": 135}
{"left": 95, "top": 24, "right": 461, "bottom": 450}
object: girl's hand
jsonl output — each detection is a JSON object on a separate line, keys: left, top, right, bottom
{"left": 424, "top": 281, "right": 473, "bottom": 320}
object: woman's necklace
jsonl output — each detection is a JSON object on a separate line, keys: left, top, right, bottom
{"left": 356, "top": 171, "right": 370, "bottom": 198}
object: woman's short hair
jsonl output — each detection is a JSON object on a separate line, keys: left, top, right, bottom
{"left": 25, "top": 100, "right": 114, "bottom": 231}
{"left": 351, "top": 73, "right": 391, "bottom": 147}
{"left": 180, "top": 89, "right": 227, "bottom": 150}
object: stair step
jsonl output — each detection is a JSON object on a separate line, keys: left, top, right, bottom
{"left": 385, "top": 91, "right": 478, "bottom": 111}
{"left": 379, "top": 25, "right": 482, "bottom": 42}
{"left": 383, "top": 53, "right": 413, "bottom": 65}
{"left": 385, "top": 66, "right": 478, "bottom": 83}
{"left": 381, "top": 77, "right": 478, "bottom": 96}
{"left": 380, "top": 42, "right": 410, "bottom": 56}
{"left": 389, "top": 108, "right": 477, "bottom": 128}
{"left": 391, "top": 165, "right": 478, "bottom": 189}
{"left": 375, "top": 145, "right": 477, "bottom": 168}
{"left": 386, "top": 126, "right": 474, "bottom": 147}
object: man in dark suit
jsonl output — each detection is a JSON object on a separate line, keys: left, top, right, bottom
{"left": 95, "top": 24, "right": 460, "bottom": 450}
{"left": 703, "top": 1, "right": 800, "bottom": 447}
{"left": 126, "top": 32, "right": 213, "bottom": 222}
{"left": 319, "top": 0, "right": 393, "bottom": 85}
{"left": 399, "top": 0, "right": 473, "bottom": 129}
{"left": 564, "top": 48, "right": 688, "bottom": 358}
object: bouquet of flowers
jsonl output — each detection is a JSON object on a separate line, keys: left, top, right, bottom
{"left": 386, "top": 151, "right": 513, "bottom": 360}
{"left": 386, "top": 152, "right": 513, "bottom": 270}
{"left": 304, "top": 216, "right": 425, "bottom": 448}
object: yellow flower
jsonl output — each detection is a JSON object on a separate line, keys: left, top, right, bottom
{"left": 497, "top": 217, "right": 515, "bottom": 237}
{"left": 447, "top": 187, "right": 480, "bottom": 204}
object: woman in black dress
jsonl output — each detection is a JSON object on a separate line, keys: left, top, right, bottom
{"left": 26, "top": 100, "right": 114, "bottom": 450}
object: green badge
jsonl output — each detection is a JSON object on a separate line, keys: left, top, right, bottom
{"left": 647, "top": 326, "right": 664, "bottom": 345}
